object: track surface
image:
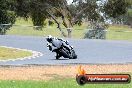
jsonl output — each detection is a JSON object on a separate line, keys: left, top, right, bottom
{"left": 0, "top": 35, "right": 132, "bottom": 65}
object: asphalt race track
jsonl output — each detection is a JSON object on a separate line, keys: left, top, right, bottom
{"left": 0, "top": 35, "right": 132, "bottom": 65}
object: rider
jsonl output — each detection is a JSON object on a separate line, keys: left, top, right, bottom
{"left": 46, "top": 35, "right": 71, "bottom": 59}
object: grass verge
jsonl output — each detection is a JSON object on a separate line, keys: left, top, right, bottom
{"left": 0, "top": 47, "right": 32, "bottom": 60}
{"left": 107, "top": 25, "right": 132, "bottom": 40}
{"left": 106, "top": 30, "right": 132, "bottom": 40}
{"left": 0, "top": 78, "right": 131, "bottom": 88}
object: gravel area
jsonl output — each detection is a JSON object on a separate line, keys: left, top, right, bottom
{"left": 0, "top": 64, "right": 131, "bottom": 81}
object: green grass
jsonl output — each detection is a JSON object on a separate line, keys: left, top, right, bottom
{"left": 108, "top": 25, "right": 132, "bottom": 30}
{"left": 0, "top": 72, "right": 131, "bottom": 88}
{"left": 107, "top": 25, "right": 132, "bottom": 40}
{"left": 6, "top": 18, "right": 132, "bottom": 40}
{"left": 0, "top": 78, "right": 131, "bottom": 88}
{"left": 6, "top": 18, "right": 84, "bottom": 38}
{"left": 0, "top": 47, "right": 32, "bottom": 60}
{"left": 106, "top": 30, "right": 132, "bottom": 40}
{"left": 7, "top": 26, "right": 61, "bottom": 37}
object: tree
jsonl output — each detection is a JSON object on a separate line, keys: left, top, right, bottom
{"left": 13, "top": 0, "right": 131, "bottom": 37}
{"left": 15, "top": 0, "right": 47, "bottom": 30}
{"left": 14, "top": 0, "right": 104, "bottom": 37}
{"left": 15, "top": 0, "right": 66, "bottom": 32}
{"left": 30, "top": 0, "right": 47, "bottom": 30}
{"left": 15, "top": 0, "right": 30, "bottom": 19}
{"left": 45, "top": 0, "right": 103, "bottom": 37}
{"left": 0, "top": 0, "right": 16, "bottom": 34}
{"left": 44, "top": 0, "right": 73, "bottom": 37}
{"left": 125, "top": 8, "right": 132, "bottom": 27}
{"left": 103, "top": 0, "right": 130, "bottom": 23}
{"left": 125, "top": 1, "right": 132, "bottom": 27}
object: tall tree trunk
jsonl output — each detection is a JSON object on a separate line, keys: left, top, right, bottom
{"left": 62, "top": 17, "right": 73, "bottom": 38}
{"left": 67, "top": 28, "right": 72, "bottom": 38}
{"left": 61, "top": 11, "right": 73, "bottom": 38}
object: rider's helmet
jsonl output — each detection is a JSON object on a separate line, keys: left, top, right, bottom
{"left": 46, "top": 35, "right": 53, "bottom": 43}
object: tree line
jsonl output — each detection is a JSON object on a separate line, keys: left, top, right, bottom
{"left": 0, "top": 0, "right": 131, "bottom": 37}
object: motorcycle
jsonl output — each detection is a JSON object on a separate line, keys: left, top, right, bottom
{"left": 47, "top": 43, "right": 77, "bottom": 59}
{"left": 58, "top": 45, "right": 77, "bottom": 59}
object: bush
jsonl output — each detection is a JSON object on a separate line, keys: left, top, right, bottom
{"left": 0, "top": 10, "right": 16, "bottom": 35}
{"left": 84, "top": 23, "right": 107, "bottom": 40}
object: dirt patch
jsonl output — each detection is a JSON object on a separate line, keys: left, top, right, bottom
{"left": 0, "top": 64, "right": 131, "bottom": 81}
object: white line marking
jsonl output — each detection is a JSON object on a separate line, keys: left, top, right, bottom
{"left": 0, "top": 46, "right": 43, "bottom": 62}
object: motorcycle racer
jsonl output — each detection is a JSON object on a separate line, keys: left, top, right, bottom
{"left": 46, "top": 35, "right": 71, "bottom": 59}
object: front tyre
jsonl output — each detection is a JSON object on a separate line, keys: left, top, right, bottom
{"left": 69, "top": 49, "right": 77, "bottom": 59}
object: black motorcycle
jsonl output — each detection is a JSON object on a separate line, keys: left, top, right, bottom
{"left": 58, "top": 45, "right": 77, "bottom": 59}
{"left": 47, "top": 43, "right": 77, "bottom": 59}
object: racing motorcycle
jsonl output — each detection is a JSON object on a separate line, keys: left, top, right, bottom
{"left": 47, "top": 43, "right": 77, "bottom": 59}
